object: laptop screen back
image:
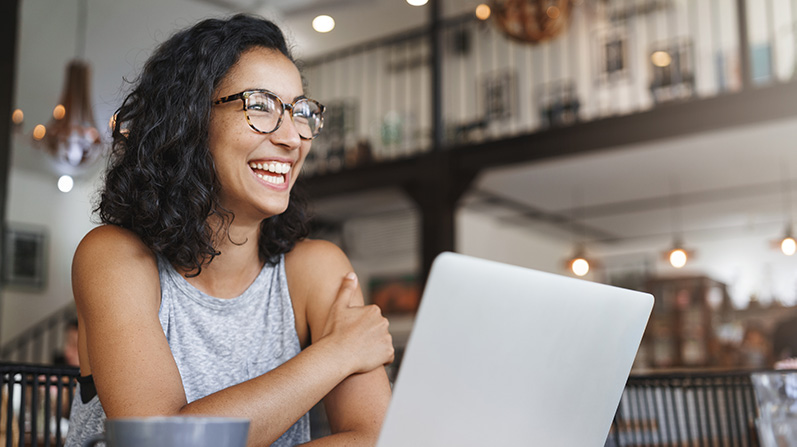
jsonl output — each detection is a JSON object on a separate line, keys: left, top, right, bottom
{"left": 376, "top": 252, "right": 653, "bottom": 447}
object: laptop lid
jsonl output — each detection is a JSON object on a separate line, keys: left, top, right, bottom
{"left": 376, "top": 252, "right": 654, "bottom": 447}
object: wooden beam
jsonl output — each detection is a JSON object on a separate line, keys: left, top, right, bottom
{"left": 0, "top": 0, "right": 21, "bottom": 341}
{"left": 455, "top": 81, "right": 797, "bottom": 172}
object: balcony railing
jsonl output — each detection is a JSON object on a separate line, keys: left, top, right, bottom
{"left": 607, "top": 370, "right": 760, "bottom": 446}
{"left": 300, "top": 0, "right": 797, "bottom": 177}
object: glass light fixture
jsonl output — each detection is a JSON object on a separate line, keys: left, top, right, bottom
{"left": 475, "top": 3, "right": 491, "bottom": 20}
{"left": 312, "top": 15, "right": 335, "bottom": 33}
{"left": 651, "top": 50, "right": 672, "bottom": 67}
{"left": 57, "top": 175, "right": 74, "bottom": 193}
{"left": 36, "top": 0, "right": 104, "bottom": 176}
{"left": 39, "top": 61, "right": 104, "bottom": 175}
{"left": 406, "top": 0, "right": 429, "bottom": 5}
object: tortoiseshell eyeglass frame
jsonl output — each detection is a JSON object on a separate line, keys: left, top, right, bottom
{"left": 213, "top": 89, "right": 325, "bottom": 140}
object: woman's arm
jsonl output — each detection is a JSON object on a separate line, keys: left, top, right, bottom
{"left": 286, "top": 240, "right": 394, "bottom": 446}
{"left": 74, "top": 226, "right": 392, "bottom": 446}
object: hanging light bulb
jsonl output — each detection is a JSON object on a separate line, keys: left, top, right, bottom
{"left": 475, "top": 3, "right": 491, "bottom": 20}
{"left": 669, "top": 248, "right": 687, "bottom": 268}
{"left": 776, "top": 223, "right": 797, "bottom": 256}
{"left": 663, "top": 240, "right": 692, "bottom": 269}
{"left": 564, "top": 244, "right": 596, "bottom": 277}
{"left": 570, "top": 257, "right": 590, "bottom": 276}
{"left": 781, "top": 236, "right": 796, "bottom": 256}
{"left": 32, "top": 124, "right": 46, "bottom": 141}
{"left": 12, "top": 109, "right": 24, "bottom": 125}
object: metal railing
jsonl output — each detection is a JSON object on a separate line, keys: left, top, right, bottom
{"left": 0, "top": 362, "right": 766, "bottom": 447}
{"left": 300, "top": 0, "right": 797, "bottom": 175}
{"left": 0, "top": 363, "right": 80, "bottom": 447}
{"left": 607, "top": 370, "right": 760, "bottom": 447}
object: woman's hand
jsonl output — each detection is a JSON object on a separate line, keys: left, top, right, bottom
{"left": 321, "top": 273, "right": 395, "bottom": 375}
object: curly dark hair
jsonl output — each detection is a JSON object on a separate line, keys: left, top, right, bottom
{"left": 98, "top": 14, "right": 311, "bottom": 276}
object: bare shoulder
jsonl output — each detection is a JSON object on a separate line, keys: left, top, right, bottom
{"left": 285, "top": 238, "right": 352, "bottom": 274}
{"left": 72, "top": 225, "right": 160, "bottom": 310}
{"left": 285, "top": 238, "right": 355, "bottom": 302}
{"left": 74, "top": 225, "right": 155, "bottom": 265}
{"left": 285, "top": 239, "right": 360, "bottom": 344}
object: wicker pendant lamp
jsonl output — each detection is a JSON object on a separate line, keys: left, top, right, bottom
{"left": 491, "top": 0, "right": 573, "bottom": 44}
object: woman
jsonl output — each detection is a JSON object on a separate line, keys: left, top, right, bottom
{"left": 66, "top": 14, "right": 394, "bottom": 447}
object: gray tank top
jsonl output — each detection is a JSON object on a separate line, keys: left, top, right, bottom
{"left": 64, "top": 254, "right": 311, "bottom": 446}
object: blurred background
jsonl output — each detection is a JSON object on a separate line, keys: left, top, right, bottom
{"left": 3, "top": 0, "right": 797, "bottom": 375}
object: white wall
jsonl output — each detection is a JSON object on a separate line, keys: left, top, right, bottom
{"left": 1, "top": 163, "right": 99, "bottom": 342}
{"left": 457, "top": 207, "right": 580, "bottom": 279}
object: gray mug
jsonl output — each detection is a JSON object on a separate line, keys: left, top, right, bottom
{"left": 82, "top": 416, "right": 250, "bottom": 447}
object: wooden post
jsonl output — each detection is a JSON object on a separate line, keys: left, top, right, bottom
{"left": 404, "top": 152, "right": 477, "bottom": 284}
{"left": 0, "top": 0, "right": 21, "bottom": 343}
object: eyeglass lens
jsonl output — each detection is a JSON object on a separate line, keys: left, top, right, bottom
{"left": 246, "top": 92, "right": 322, "bottom": 139}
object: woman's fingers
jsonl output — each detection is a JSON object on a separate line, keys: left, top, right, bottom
{"left": 321, "top": 272, "right": 394, "bottom": 373}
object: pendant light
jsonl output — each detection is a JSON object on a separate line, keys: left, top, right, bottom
{"left": 37, "top": 0, "right": 103, "bottom": 176}
{"left": 566, "top": 244, "right": 591, "bottom": 276}
{"left": 774, "top": 163, "right": 795, "bottom": 255}
{"left": 564, "top": 189, "right": 598, "bottom": 277}
{"left": 663, "top": 179, "right": 693, "bottom": 268}
{"left": 492, "top": 0, "right": 573, "bottom": 44}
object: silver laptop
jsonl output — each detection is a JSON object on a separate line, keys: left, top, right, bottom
{"left": 377, "top": 252, "right": 653, "bottom": 447}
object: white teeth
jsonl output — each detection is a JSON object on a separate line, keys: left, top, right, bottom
{"left": 256, "top": 172, "right": 285, "bottom": 185}
{"left": 249, "top": 161, "right": 291, "bottom": 174}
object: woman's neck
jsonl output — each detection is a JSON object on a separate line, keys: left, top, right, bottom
{"left": 180, "top": 218, "right": 265, "bottom": 299}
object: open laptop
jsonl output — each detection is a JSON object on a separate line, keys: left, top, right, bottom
{"left": 376, "top": 252, "right": 654, "bottom": 447}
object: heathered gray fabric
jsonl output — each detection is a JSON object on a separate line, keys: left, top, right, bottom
{"left": 65, "top": 254, "right": 311, "bottom": 446}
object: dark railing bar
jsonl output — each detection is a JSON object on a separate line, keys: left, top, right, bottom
{"left": 44, "top": 374, "right": 51, "bottom": 447}
{"left": 31, "top": 373, "right": 39, "bottom": 447}
{"left": 683, "top": 386, "right": 695, "bottom": 447}
{"left": 700, "top": 382, "right": 715, "bottom": 447}
{"left": 736, "top": 0, "right": 753, "bottom": 89}
{"left": 695, "top": 383, "right": 706, "bottom": 447}
{"left": 694, "top": 386, "right": 705, "bottom": 447}
{"left": 666, "top": 384, "right": 678, "bottom": 444}
{"left": 687, "top": 0, "right": 699, "bottom": 96}
{"left": 742, "top": 388, "right": 758, "bottom": 447}
{"left": 429, "top": 0, "right": 442, "bottom": 152}
{"left": 506, "top": 30, "right": 517, "bottom": 136}
{"left": 55, "top": 375, "right": 64, "bottom": 447}
{"left": 5, "top": 373, "right": 13, "bottom": 447}
{"left": 629, "top": 388, "right": 642, "bottom": 446}
{"left": 734, "top": 378, "right": 745, "bottom": 446}
{"left": 18, "top": 372, "right": 26, "bottom": 447}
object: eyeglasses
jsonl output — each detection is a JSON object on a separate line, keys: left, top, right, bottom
{"left": 213, "top": 90, "right": 325, "bottom": 140}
